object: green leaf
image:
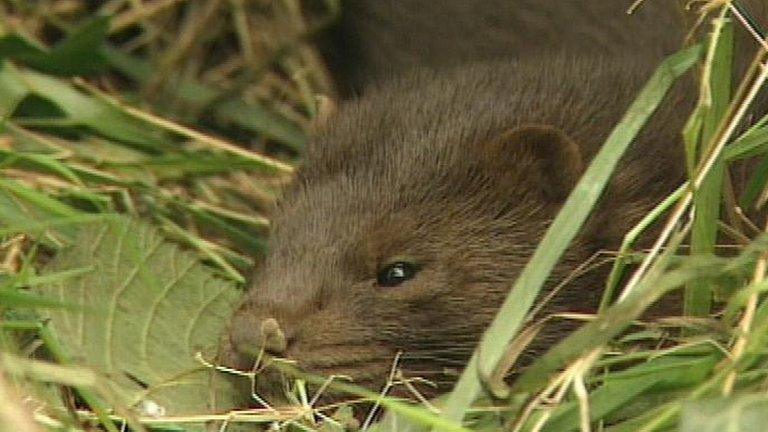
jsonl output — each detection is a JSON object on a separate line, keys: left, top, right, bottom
{"left": 0, "top": 148, "right": 84, "bottom": 185}
{"left": 0, "top": 32, "right": 48, "bottom": 67}
{"left": 0, "top": 61, "right": 30, "bottom": 117}
{"left": 35, "top": 216, "right": 247, "bottom": 415}
{"left": 214, "top": 98, "right": 307, "bottom": 151}
{"left": 44, "top": 17, "right": 111, "bottom": 76}
{"left": 437, "top": 44, "right": 703, "bottom": 427}
{"left": 725, "top": 124, "right": 768, "bottom": 161}
{"left": 0, "top": 178, "right": 88, "bottom": 244}
{"left": 104, "top": 46, "right": 221, "bottom": 109}
{"left": 0, "top": 17, "right": 110, "bottom": 76}
{"left": 20, "top": 70, "right": 168, "bottom": 151}
{"left": 540, "top": 378, "right": 655, "bottom": 432}
{"left": 681, "top": 395, "right": 768, "bottom": 432}
{"left": 597, "top": 355, "right": 720, "bottom": 390}
{"left": 0, "top": 178, "right": 81, "bottom": 218}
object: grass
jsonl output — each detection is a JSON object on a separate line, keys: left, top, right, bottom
{"left": 0, "top": 0, "right": 335, "bottom": 281}
{"left": 2, "top": 1, "right": 768, "bottom": 432}
{"left": 440, "top": 42, "right": 704, "bottom": 426}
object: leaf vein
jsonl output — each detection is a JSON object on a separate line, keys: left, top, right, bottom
{"left": 140, "top": 256, "right": 196, "bottom": 380}
{"left": 105, "top": 222, "right": 163, "bottom": 371}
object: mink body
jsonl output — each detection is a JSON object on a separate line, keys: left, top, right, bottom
{"left": 223, "top": 57, "right": 690, "bottom": 398}
{"left": 222, "top": 0, "right": 767, "bottom": 403}
{"left": 324, "top": 0, "right": 687, "bottom": 94}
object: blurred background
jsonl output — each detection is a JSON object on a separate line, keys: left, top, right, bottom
{"left": 0, "top": 0, "right": 339, "bottom": 281}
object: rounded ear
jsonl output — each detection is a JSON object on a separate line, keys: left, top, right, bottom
{"left": 481, "top": 124, "right": 584, "bottom": 202}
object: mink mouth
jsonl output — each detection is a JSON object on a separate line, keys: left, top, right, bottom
{"left": 245, "top": 345, "right": 459, "bottom": 403}
{"left": 279, "top": 345, "right": 398, "bottom": 384}
{"left": 289, "top": 344, "right": 393, "bottom": 364}
{"left": 243, "top": 359, "right": 392, "bottom": 408}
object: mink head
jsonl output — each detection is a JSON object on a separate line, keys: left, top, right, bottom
{"left": 221, "top": 58, "right": 687, "bottom": 402}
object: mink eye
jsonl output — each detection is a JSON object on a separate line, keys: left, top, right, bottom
{"left": 376, "top": 262, "right": 420, "bottom": 287}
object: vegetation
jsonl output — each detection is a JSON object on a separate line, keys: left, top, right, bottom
{"left": 2, "top": 1, "right": 768, "bottom": 431}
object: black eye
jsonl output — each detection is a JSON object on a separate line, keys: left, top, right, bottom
{"left": 377, "top": 262, "right": 420, "bottom": 287}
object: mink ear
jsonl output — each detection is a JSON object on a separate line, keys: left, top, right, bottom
{"left": 481, "top": 124, "right": 584, "bottom": 202}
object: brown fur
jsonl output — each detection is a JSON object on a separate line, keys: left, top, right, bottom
{"left": 221, "top": 0, "right": 768, "bottom": 404}
{"left": 324, "top": 0, "right": 689, "bottom": 94}
{"left": 222, "top": 56, "right": 692, "bottom": 399}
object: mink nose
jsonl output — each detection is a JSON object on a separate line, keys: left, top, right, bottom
{"left": 229, "top": 315, "right": 289, "bottom": 358}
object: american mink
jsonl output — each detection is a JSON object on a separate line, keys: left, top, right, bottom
{"left": 323, "top": 0, "right": 688, "bottom": 94}
{"left": 221, "top": 0, "right": 765, "bottom": 403}
{"left": 222, "top": 57, "right": 692, "bottom": 398}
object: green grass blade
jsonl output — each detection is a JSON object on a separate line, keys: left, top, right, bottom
{"left": 104, "top": 47, "right": 307, "bottom": 151}
{"left": 0, "top": 61, "right": 29, "bottom": 117}
{"left": 43, "top": 16, "right": 110, "bottom": 76}
{"left": 540, "top": 354, "right": 720, "bottom": 432}
{"left": 686, "top": 15, "right": 733, "bottom": 317}
{"left": 101, "top": 153, "right": 279, "bottom": 178}
{"left": 511, "top": 252, "right": 729, "bottom": 397}
{"left": 724, "top": 122, "right": 768, "bottom": 161}
{"left": 600, "top": 183, "right": 687, "bottom": 311}
{"left": 271, "top": 362, "right": 472, "bottom": 432}
{"left": 681, "top": 395, "right": 768, "bottom": 432}
{"left": 0, "top": 178, "right": 82, "bottom": 218}
{"left": 0, "top": 288, "right": 78, "bottom": 309}
{"left": 739, "top": 155, "right": 768, "bottom": 209}
{"left": 156, "top": 215, "right": 245, "bottom": 283}
{"left": 0, "top": 149, "right": 84, "bottom": 185}
{"left": 214, "top": 98, "right": 307, "bottom": 151}
{"left": 0, "top": 16, "right": 110, "bottom": 76}
{"left": 436, "top": 45, "right": 703, "bottom": 427}
{"left": 21, "top": 70, "right": 169, "bottom": 151}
